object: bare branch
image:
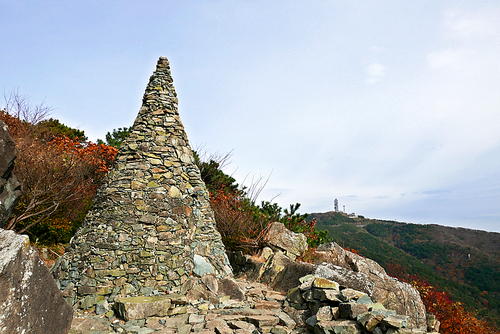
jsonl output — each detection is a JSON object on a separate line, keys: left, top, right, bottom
{"left": 2, "top": 89, "right": 52, "bottom": 124}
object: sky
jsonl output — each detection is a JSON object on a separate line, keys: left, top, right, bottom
{"left": 1, "top": 1, "right": 500, "bottom": 232}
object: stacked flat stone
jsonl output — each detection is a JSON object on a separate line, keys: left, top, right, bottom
{"left": 52, "top": 57, "right": 232, "bottom": 309}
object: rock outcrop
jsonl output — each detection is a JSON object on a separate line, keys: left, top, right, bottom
{"left": 265, "top": 222, "right": 308, "bottom": 260}
{"left": 0, "top": 229, "right": 73, "bottom": 334}
{"left": 0, "top": 120, "right": 21, "bottom": 229}
{"left": 230, "top": 241, "right": 427, "bottom": 330}
{"left": 313, "top": 242, "right": 427, "bottom": 329}
{"left": 51, "top": 57, "right": 232, "bottom": 310}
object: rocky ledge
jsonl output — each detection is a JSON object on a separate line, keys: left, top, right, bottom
{"left": 68, "top": 273, "right": 439, "bottom": 334}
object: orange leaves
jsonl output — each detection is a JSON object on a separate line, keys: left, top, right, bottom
{"left": 50, "top": 135, "right": 118, "bottom": 175}
{"left": 2, "top": 113, "right": 118, "bottom": 244}
{"left": 388, "top": 266, "right": 499, "bottom": 334}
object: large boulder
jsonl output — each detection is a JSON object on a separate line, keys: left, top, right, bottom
{"left": 0, "top": 120, "right": 21, "bottom": 228}
{"left": 313, "top": 242, "right": 427, "bottom": 330}
{"left": 0, "top": 229, "right": 73, "bottom": 334}
{"left": 265, "top": 222, "right": 308, "bottom": 260}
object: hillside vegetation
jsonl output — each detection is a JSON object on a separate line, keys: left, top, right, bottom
{"left": 309, "top": 211, "right": 500, "bottom": 326}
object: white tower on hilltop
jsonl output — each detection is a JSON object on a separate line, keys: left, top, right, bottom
{"left": 334, "top": 199, "right": 338, "bottom": 212}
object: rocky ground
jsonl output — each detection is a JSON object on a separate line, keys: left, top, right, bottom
{"left": 69, "top": 278, "right": 305, "bottom": 334}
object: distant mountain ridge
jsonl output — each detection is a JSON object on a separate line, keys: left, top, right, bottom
{"left": 308, "top": 211, "right": 500, "bottom": 325}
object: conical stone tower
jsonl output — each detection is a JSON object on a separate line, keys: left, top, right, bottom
{"left": 52, "top": 57, "right": 232, "bottom": 309}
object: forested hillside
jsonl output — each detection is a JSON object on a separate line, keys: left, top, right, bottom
{"left": 309, "top": 211, "right": 500, "bottom": 326}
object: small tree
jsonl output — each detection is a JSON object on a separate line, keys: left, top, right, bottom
{"left": 97, "top": 126, "right": 131, "bottom": 148}
{"left": 3, "top": 89, "right": 52, "bottom": 124}
{"left": 35, "top": 118, "right": 87, "bottom": 142}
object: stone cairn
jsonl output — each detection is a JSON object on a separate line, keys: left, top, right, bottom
{"left": 52, "top": 57, "right": 232, "bottom": 310}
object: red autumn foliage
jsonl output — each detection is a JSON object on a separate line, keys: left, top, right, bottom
{"left": 387, "top": 263, "right": 499, "bottom": 334}
{"left": 209, "top": 187, "right": 267, "bottom": 251}
{"left": 0, "top": 110, "right": 117, "bottom": 244}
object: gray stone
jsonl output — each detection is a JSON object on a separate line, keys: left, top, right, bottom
{"left": 270, "top": 326, "right": 289, "bottom": 334}
{"left": 316, "top": 306, "right": 333, "bottom": 321}
{"left": 314, "top": 288, "right": 342, "bottom": 302}
{"left": 302, "top": 289, "right": 315, "bottom": 301}
{"left": 305, "top": 315, "right": 317, "bottom": 330}
{"left": 206, "top": 319, "right": 232, "bottom": 334}
{"left": 193, "top": 254, "right": 215, "bottom": 276}
{"left": 371, "top": 308, "right": 397, "bottom": 318}
{"left": 125, "top": 326, "right": 155, "bottom": 334}
{"left": 382, "top": 314, "right": 409, "bottom": 329}
{"left": 277, "top": 311, "right": 297, "bottom": 329}
{"left": 95, "top": 299, "right": 110, "bottom": 315}
{"left": 70, "top": 317, "right": 114, "bottom": 333}
{"left": 115, "top": 295, "right": 172, "bottom": 321}
{"left": 245, "top": 315, "right": 280, "bottom": 327}
{"left": 188, "top": 313, "right": 205, "bottom": 324}
{"left": 357, "top": 312, "right": 384, "bottom": 331}
{"left": 0, "top": 229, "right": 73, "bottom": 334}
{"left": 339, "top": 302, "right": 369, "bottom": 320}
{"left": 227, "top": 320, "right": 256, "bottom": 331}
{"left": 287, "top": 286, "right": 306, "bottom": 304}
{"left": 260, "top": 250, "right": 293, "bottom": 286}
{"left": 265, "top": 222, "right": 308, "bottom": 260}
{"left": 315, "top": 319, "right": 363, "bottom": 334}
{"left": 339, "top": 288, "right": 367, "bottom": 302}
{"left": 218, "top": 277, "right": 245, "bottom": 301}
{"left": 357, "top": 294, "right": 373, "bottom": 304}
{"left": 274, "top": 260, "right": 316, "bottom": 292}
{"left": 201, "top": 273, "right": 219, "bottom": 293}
{"left": 80, "top": 295, "right": 102, "bottom": 309}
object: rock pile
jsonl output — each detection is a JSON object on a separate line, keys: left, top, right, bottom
{"left": 313, "top": 243, "right": 427, "bottom": 328}
{"left": 286, "top": 274, "right": 440, "bottom": 334}
{"left": 230, "top": 240, "right": 427, "bottom": 330}
{"left": 52, "top": 57, "right": 232, "bottom": 310}
{"left": 69, "top": 278, "right": 304, "bottom": 334}
{"left": 68, "top": 272, "right": 440, "bottom": 334}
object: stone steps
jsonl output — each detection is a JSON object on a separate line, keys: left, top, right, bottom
{"left": 69, "top": 273, "right": 439, "bottom": 334}
{"left": 69, "top": 279, "right": 307, "bottom": 334}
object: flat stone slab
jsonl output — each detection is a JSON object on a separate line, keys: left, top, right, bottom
{"left": 245, "top": 315, "right": 280, "bottom": 327}
{"left": 115, "top": 296, "right": 172, "bottom": 321}
{"left": 316, "top": 319, "right": 363, "bottom": 334}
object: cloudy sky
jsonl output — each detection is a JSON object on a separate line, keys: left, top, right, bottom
{"left": 2, "top": 1, "right": 500, "bottom": 232}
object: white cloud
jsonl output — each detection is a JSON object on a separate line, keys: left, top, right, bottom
{"left": 444, "top": 8, "right": 497, "bottom": 40}
{"left": 365, "top": 62, "right": 386, "bottom": 84}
